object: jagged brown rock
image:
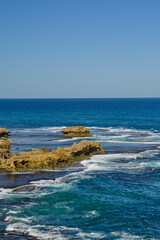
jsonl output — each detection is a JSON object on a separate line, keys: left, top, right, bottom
{"left": 0, "top": 126, "right": 104, "bottom": 172}
{"left": 0, "top": 140, "right": 104, "bottom": 172}
{"left": 0, "top": 128, "right": 10, "bottom": 138}
{"left": 0, "top": 137, "right": 11, "bottom": 160}
{"left": 0, "top": 127, "right": 11, "bottom": 160}
{"left": 62, "top": 126, "right": 93, "bottom": 137}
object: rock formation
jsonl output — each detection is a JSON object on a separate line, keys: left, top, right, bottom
{"left": 0, "top": 127, "right": 104, "bottom": 172}
{"left": 0, "top": 128, "right": 10, "bottom": 138}
{"left": 0, "top": 137, "right": 11, "bottom": 160}
{"left": 0, "top": 141, "right": 104, "bottom": 172}
{"left": 0, "top": 127, "right": 11, "bottom": 162}
{"left": 62, "top": 126, "right": 93, "bottom": 137}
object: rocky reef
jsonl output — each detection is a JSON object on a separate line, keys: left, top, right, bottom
{"left": 0, "top": 127, "right": 104, "bottom": 172}
{"left": 62, "top": 126, "right": 93, "bottom": 137}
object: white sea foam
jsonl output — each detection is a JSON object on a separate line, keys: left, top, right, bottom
{"left": 11, "top": 126, "right": 65, "bottom": 133}
{"left": 7, "top": 222, "right": 108, "bottom": 240}
{"left": 30, "top": 179, "right": 55, "bottom": 187}
{"left": 6, "top": 222, "right": 67, "bottom": 240}
{"left": 89, "top": 126, "right": 110, "bottom": 130}
{"left": 140, "top": 160, "right": 160, "bottom": 168}
{"left": 90, "top": 126, "right": 155, "bottom": 132}
{"left": 6, "top": 221, "right": 155, "bottom": 240}
{"left": 10, "top": 171, "right": 36, "bottom": 175}
{"left": 81, "top": 149, "right": 160, "bottom": 172}
{"left": 55, "top": 136, "right": 95, "bottom": 143}
{"left": 76, "top": 230, "right": 152, "bottom": 240}
{"left": 104, "top": 127, "right": 158, "bottom": 135}
{"left": 30, "top": 179, "right": 74, "bottom": 192}
{"left": 76, "top": 231, "right": 107, "bottom": 239}
{"left": 7, "top": 210, "right": 22, "bottom": 215}
{"left": 88, "top": 126, "right": 160, "bottom": 146}
{"left": 56, "top": 134, "right": 160, "bottom": 144}
{"left": 102, "top": 140, "right": 160, "bottom": 145}
{"left": 55, "top": 137, "right": 82, "bottom": 142}
{"left": 83, "top": 210, "right": 100, "bottom": 219}
{"left": 0, "top": 188, "right": 12, "bottom": 199}
{"left": 5, "top": 215, "right": 33, "bottom": 224}
{"left": 109, "top": 231, "right": 154, "bottom": 239}
{"left": 89, "top": 126, "right": 159, "bottom": 138}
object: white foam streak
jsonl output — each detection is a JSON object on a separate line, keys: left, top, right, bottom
{"left": 56, "top": 137, "right": 82, "bottom": 142}
{"left": 109, "top": 231, "right": 155, "bottom": 240}
{"left": 12, "top": 126, "right": 66, "bottom": 133}
{"left": 81, "top": 149, "right": 160, "bottom": 172}
{"left": 5, "top": 216, "right": 33, "bottom": 224}
{"left": 103, "top": 140, "right": 160, "bottom": 145}
{"left": 89, "top": 126, "right": 158, "bottom": 134}
{"left": 88, "top": 126, "right": 160, "bottom": 146}
{"left": 6, "top": 223, "right": 67, "bottom": 240}
{"left": 106, "top": 127, "right": 158, "bottom": 136}
{"left": 30, "top": 179, "right": 55, "bottom": 187}
{"left": 30, "top": 179, "right": 74, "bottom": 192}
{"left": 55, "top": 136, "right": 94, "bottom": 142}
{"left": 0, "top": 188, "right": 12, "bottom": 199}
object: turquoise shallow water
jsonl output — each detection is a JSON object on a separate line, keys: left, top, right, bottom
{"left": 0, "top": 99, "right": 160, "bottom": 239}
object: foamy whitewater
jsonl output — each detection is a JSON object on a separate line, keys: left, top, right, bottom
{"left": 0, "top": 99, "right": 160, "bottom": 239}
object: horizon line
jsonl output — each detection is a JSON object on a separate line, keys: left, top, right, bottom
{"left": 0, "top": 97, "right": 160, "bottom": 100}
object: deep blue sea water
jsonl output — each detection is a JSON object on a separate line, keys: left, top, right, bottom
{"left": 0, "top": 99, "right": 160, "bottom": 240}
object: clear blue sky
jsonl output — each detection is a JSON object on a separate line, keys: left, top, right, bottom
{"left": 0, "top": 0, "right": 160, "bottom": 98}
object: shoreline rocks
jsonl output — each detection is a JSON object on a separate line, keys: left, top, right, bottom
{"left": 0, "top": 140, "right": 104, "bottom": 172}
{"left": 0, "top": 126, "right": 104, "bottom": 172}
{"left": 62, "top": 126, "right": 93, "bottom": 137}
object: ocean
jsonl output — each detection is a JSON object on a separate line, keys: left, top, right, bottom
{"left": 0, "top": 98, "right": 160, "bottom": 240}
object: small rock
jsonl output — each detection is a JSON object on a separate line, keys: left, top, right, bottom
{"left": 62, "top": 126, "right": 93, "bottom": 137}
{"left": 0, "top": 128, "right": 10, "bottom": 138}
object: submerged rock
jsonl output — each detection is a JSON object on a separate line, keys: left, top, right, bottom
{"left": 0, "top": 140, "right": 104, "bottom": 172}
{"left": 12, "top": 185, "right": 37, "bottom": 192}
{"left": 62, "top": 126, "right": 93, "bottom": 137}
{"left": 0, "top": 128, "right": 10, "bottom": 138}
{"left": 0, "top": 233, "right": 37, "bottom": 239}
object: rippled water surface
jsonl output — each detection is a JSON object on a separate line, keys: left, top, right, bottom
{"left": 0, "top": 99, "right": 160, "bottom": 239}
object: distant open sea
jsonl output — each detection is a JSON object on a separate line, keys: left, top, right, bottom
{"left": 0, "top": 98, "right": 160, "bottom": 240}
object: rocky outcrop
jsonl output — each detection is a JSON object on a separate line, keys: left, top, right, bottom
{"left": 0, "top": 126, "right": 104, "bottom": 172}
{"left": 0, "top": 127, "right": 11, "bottom": 161}
{"left": 0, "top": 140, "right": 104, "bottom": 172}
{"left": 0, "top": 128, "right": 10, "bottom": 138}
{"left": 62, "top": 126, "right": 93, "bottom": 137}
{"left": 0, "top": 137, "right": 11, "bottom": 160}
